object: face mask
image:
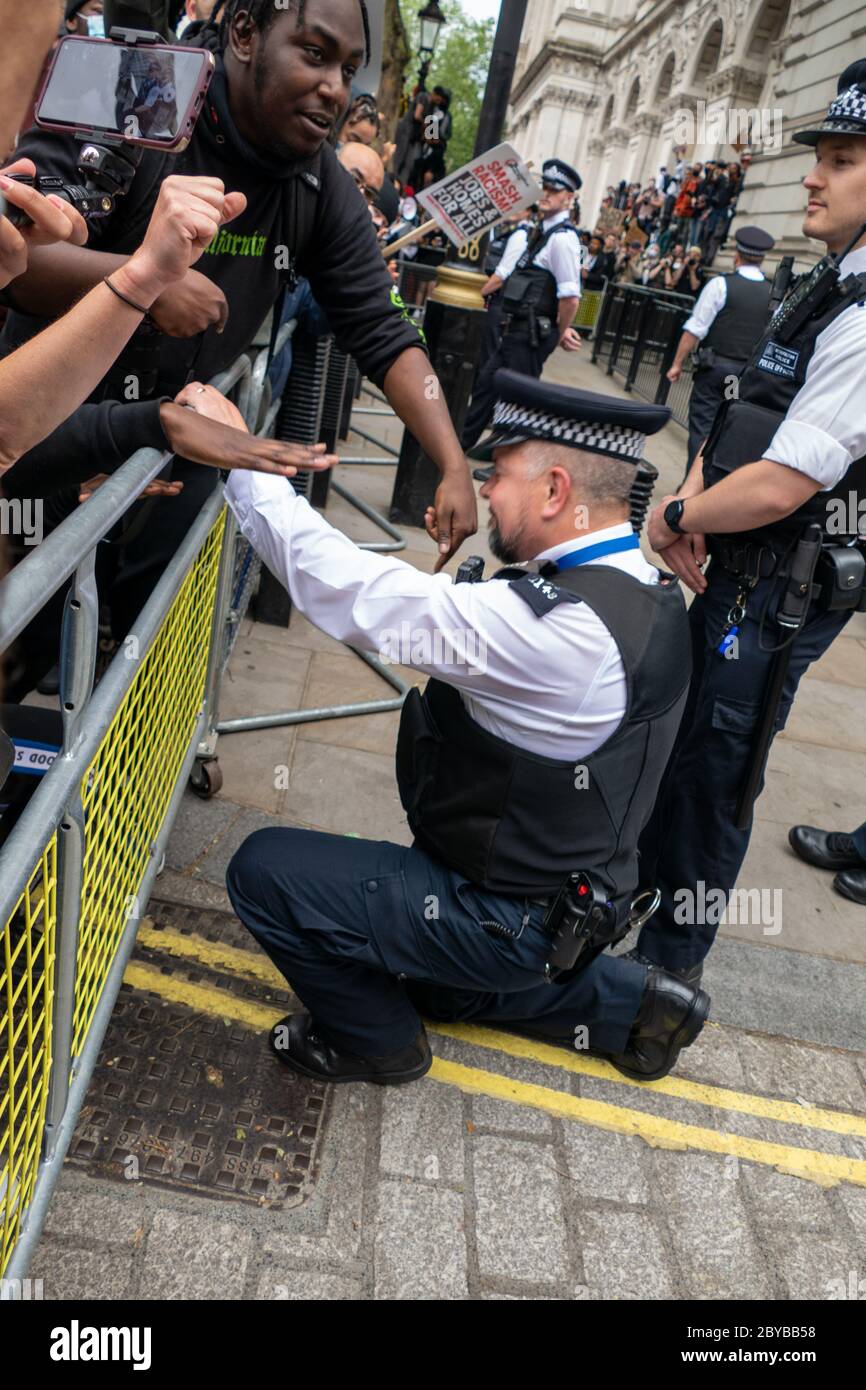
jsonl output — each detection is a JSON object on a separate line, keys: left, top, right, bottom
{"left": 86, "top": 13, "right": 106, "bottom": 36}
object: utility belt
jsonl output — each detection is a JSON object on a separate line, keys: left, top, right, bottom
{"left": 692, "top": 346, "right": 748, "bottom": 371}
{"left": 709, "top": 532, "right": 866, "bottom": 615}
{"left": 501, "top": 307, "right": 553, "bottom": 349}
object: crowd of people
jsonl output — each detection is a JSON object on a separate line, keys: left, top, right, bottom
{"left": 574, "top": 152, "right": 747, "bottom": 302}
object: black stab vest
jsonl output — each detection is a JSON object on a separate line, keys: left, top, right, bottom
{"left": 703, "top": 266, "right": 866, "bottom": 545}
{"left": 703, "top": 272, "right": 772, "bottom": 362}
{"left": 501, "top": 221, "right": 580, "bottom": 322}
{"left": 395, "top": 565, "right": 691, "bottom": 916}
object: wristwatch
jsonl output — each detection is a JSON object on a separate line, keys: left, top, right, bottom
{"left": 663, "top": 498, "right": 686, "bottom": 535}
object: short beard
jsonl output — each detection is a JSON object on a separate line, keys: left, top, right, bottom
{"left": 250, "top": 44, "right": 306, "bottom": 163}
{"left": 488, "top": 515, "right": 527, "bottom": 565}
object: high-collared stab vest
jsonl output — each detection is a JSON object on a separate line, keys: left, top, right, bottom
{"left": 395, "top": 564, "right": 691, "bottom": 923}
{"left": 702, "top": 272, "right": 772, "bottom": 362}
{"left": 702, "top": 261, "right": 866, "bottom": 545}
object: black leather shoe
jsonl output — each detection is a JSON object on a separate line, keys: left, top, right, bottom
{"left": 472, "top": 464, "right": 493, "bottom": 482}
{"left": 269, "top": 1012, "right": 432, "bottom": 1086}
{"left": 606, "top": 968, "right": 710, "bottom": 1082}
{"left": 621, "top": 946, "right": 703, "bottom": 989}
{"left": 833, "top": 869, "right": 866, "bottom": 906}
{"left": 788, "top": 825, "right": 866, "bottom": 871}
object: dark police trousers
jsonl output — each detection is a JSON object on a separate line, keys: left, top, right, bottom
{"left": 636, "top": 563, "right": 852, "bottom": 971}
{"left": 227, "top": 828, "right": 645, "bottom": 1057}
{"left": 461, "top": 322, "right": 560, "bottom": 451}
{"left": 686, "top": 358, "right": 744, "bottom": 472}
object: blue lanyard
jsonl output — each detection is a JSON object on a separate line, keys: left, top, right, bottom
{"left": 551, "top": 534, "right": 641, "bottom": 570}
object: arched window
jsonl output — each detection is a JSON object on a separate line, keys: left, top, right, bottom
{"left": 624, "top": 78, "right": 641, "bottom": 121}
{"left": 744, "top": 0, "right": 791, "bottom": 59}
{"left": 655, "top": 51, "right": 676, "bottom": 103}
{"left": 693, "top": 19, "right": 724, "bottom": 84}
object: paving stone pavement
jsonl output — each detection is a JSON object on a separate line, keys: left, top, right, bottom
{"left": 24, "top": 359, "right": 866, "bottom": 1301}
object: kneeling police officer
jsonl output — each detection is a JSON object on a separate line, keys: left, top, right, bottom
{"left": 225, "top": 371, "right": 709, "bottom": 1086}
{"left": 636, "top": 61, "right": 866, "bottom": 983}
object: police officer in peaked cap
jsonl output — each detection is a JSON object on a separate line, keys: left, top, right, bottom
{"left": 462, "top": 158, "right": 584, "bottom": 463}
{"left": 226, "top": 371, "right": 709, "bottom": 1087}
{"left": 668, "top": 225, "right": 776, "bottom": 471}
{"left": 632, "top": 60, "right": 866, "bottom": 988}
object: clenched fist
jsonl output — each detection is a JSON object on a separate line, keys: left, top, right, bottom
{"left": 108, "top": 176, "right": 247, "bottom": 314}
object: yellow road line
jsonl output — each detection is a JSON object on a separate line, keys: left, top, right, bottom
{"left": 131, "top": 926, "right": 866, "bottom": 1141}
{"left": 124, "top": 962, "right": 281, "bottom": 1032}
{"left": 430, "top": 1057, "right": 866, "bottom": 1189}
{"left": 122, "top": 957, "right": 866, "bottom": 1189}
{"left": 137, "top": 920, "right": 288, "bottom": 990}
{"left": 431, "top": 1022, "right": 866, "bottom": 1141}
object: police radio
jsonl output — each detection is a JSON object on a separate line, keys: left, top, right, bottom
{"left": 455, "top": 556, "right": 484, "bottom": 584}
{"left": 543, "top": 871, "right": 615, "bottom": 979}
{"left": 770, "top": 218, "right": 866, "bottom": 343}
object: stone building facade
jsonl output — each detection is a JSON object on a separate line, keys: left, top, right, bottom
{"left": 507, "top": 0, "right": 863, "bottom": 264}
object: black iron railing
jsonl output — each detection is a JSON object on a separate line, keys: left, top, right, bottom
{"left": 591, "top": 282, "right": 697, "bottom": 429}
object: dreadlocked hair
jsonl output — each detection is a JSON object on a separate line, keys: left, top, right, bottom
{"left": 207, "top": 0, "right": 371, "bottom": 67}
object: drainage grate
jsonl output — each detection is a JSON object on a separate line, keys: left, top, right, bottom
{"left": 66, "top": 900, "right": 329, "bottom": 1207}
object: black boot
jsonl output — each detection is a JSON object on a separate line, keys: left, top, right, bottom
{"left": 605, "top": 967, "right": 710, "bottom": 1082}
{"left": 270, "top": 1012, "right": 432, "bottom": 1086}
{"left": 788, "top": 825, "right": 866, "bottom": 871}
{"left": 621, "top": 946, "right": 703, "bottom": 989}
{"left": 833, "top": 869, "right": 866, "bottom": 906}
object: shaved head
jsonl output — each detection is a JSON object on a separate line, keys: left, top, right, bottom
{"left": 519, "top": 441, "right": 635, "bottom": 511}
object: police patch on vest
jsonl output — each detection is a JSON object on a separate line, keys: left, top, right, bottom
{"left": 509, "top": 573, "right": 582, "bottom": 616}
{"left": 756, "top": 340, "right": 800, "bottom": 378}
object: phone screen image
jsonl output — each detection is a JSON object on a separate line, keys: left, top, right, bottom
{"left": 37, "top": 37, "right": 211, "bottom": 146}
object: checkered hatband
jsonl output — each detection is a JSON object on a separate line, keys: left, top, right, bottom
{"left": 491, "top": 399, "right": 645, "bottom": 461}
{"left": 827, "top": 85, "right": 866, "bottom": 127}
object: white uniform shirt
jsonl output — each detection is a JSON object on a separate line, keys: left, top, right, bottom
{"left": 493, "top": 210, "right": 582, "bottom": 300}
{"left": 682, "top": 263, "right": 766, "bottom": 340}
{"left": 764, "top": 244, "right": 866, "bottom": 489}
{"left": 224, "top": 470, "right": 658, "bottom": 760}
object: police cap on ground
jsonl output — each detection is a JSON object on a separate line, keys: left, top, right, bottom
{"left": 542, "top": 159, "right": 582, "bottom": 193}
{"left": 793, "top": 60, "right": 866, "bottom": 145}
{"left": 468, "top": 369, "right": 671, "bottom": 462}
{"left": 734, "top": 225, "right": 775, "bottom": 256}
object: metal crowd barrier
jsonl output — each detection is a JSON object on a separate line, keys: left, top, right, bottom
{"left": 591, "top": 281, "right": 696, "bottom": 429}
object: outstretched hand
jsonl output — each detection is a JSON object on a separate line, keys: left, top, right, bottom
{"left": 164, "top": 382, "right": 339, "bottom": 477}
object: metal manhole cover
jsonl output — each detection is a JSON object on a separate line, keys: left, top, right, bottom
{"left": 66, "top": 900, "right": 330, "bottom": 1208}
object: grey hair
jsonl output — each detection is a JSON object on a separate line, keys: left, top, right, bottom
{"left": 521, "top": 441, "right": 634, "bottom": 510}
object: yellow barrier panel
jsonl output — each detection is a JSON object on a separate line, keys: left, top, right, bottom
{"left": 72, "top": 511, "right": 226, "bottom": 1058}
{"left": 573, "top": 288, "right": 606, "bottom": 333}
{"left": 0, "top": 838, "right": 57, "bottom": 1277}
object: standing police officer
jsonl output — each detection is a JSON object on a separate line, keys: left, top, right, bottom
{"left": 224, "top": 372, "right": 709, "bottom": 1086}
{"left": 632, "top": 62, "right": 866, "bottom": 985}
{"left": 462, "top": 159, "right": 583, "bottom": 458}
{"left": 472, "top": 209, "right": 536, "bottom": 385}
{"left": 667, "top": 226, "right": 775, "bottom": 469}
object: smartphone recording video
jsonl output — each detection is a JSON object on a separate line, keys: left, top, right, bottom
{"left": 35, "top": 36, "right": 214, "bottom": 152}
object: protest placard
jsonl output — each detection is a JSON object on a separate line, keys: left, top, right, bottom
{"left": 415, "top": 143, "right": 539, "bottom": 249}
